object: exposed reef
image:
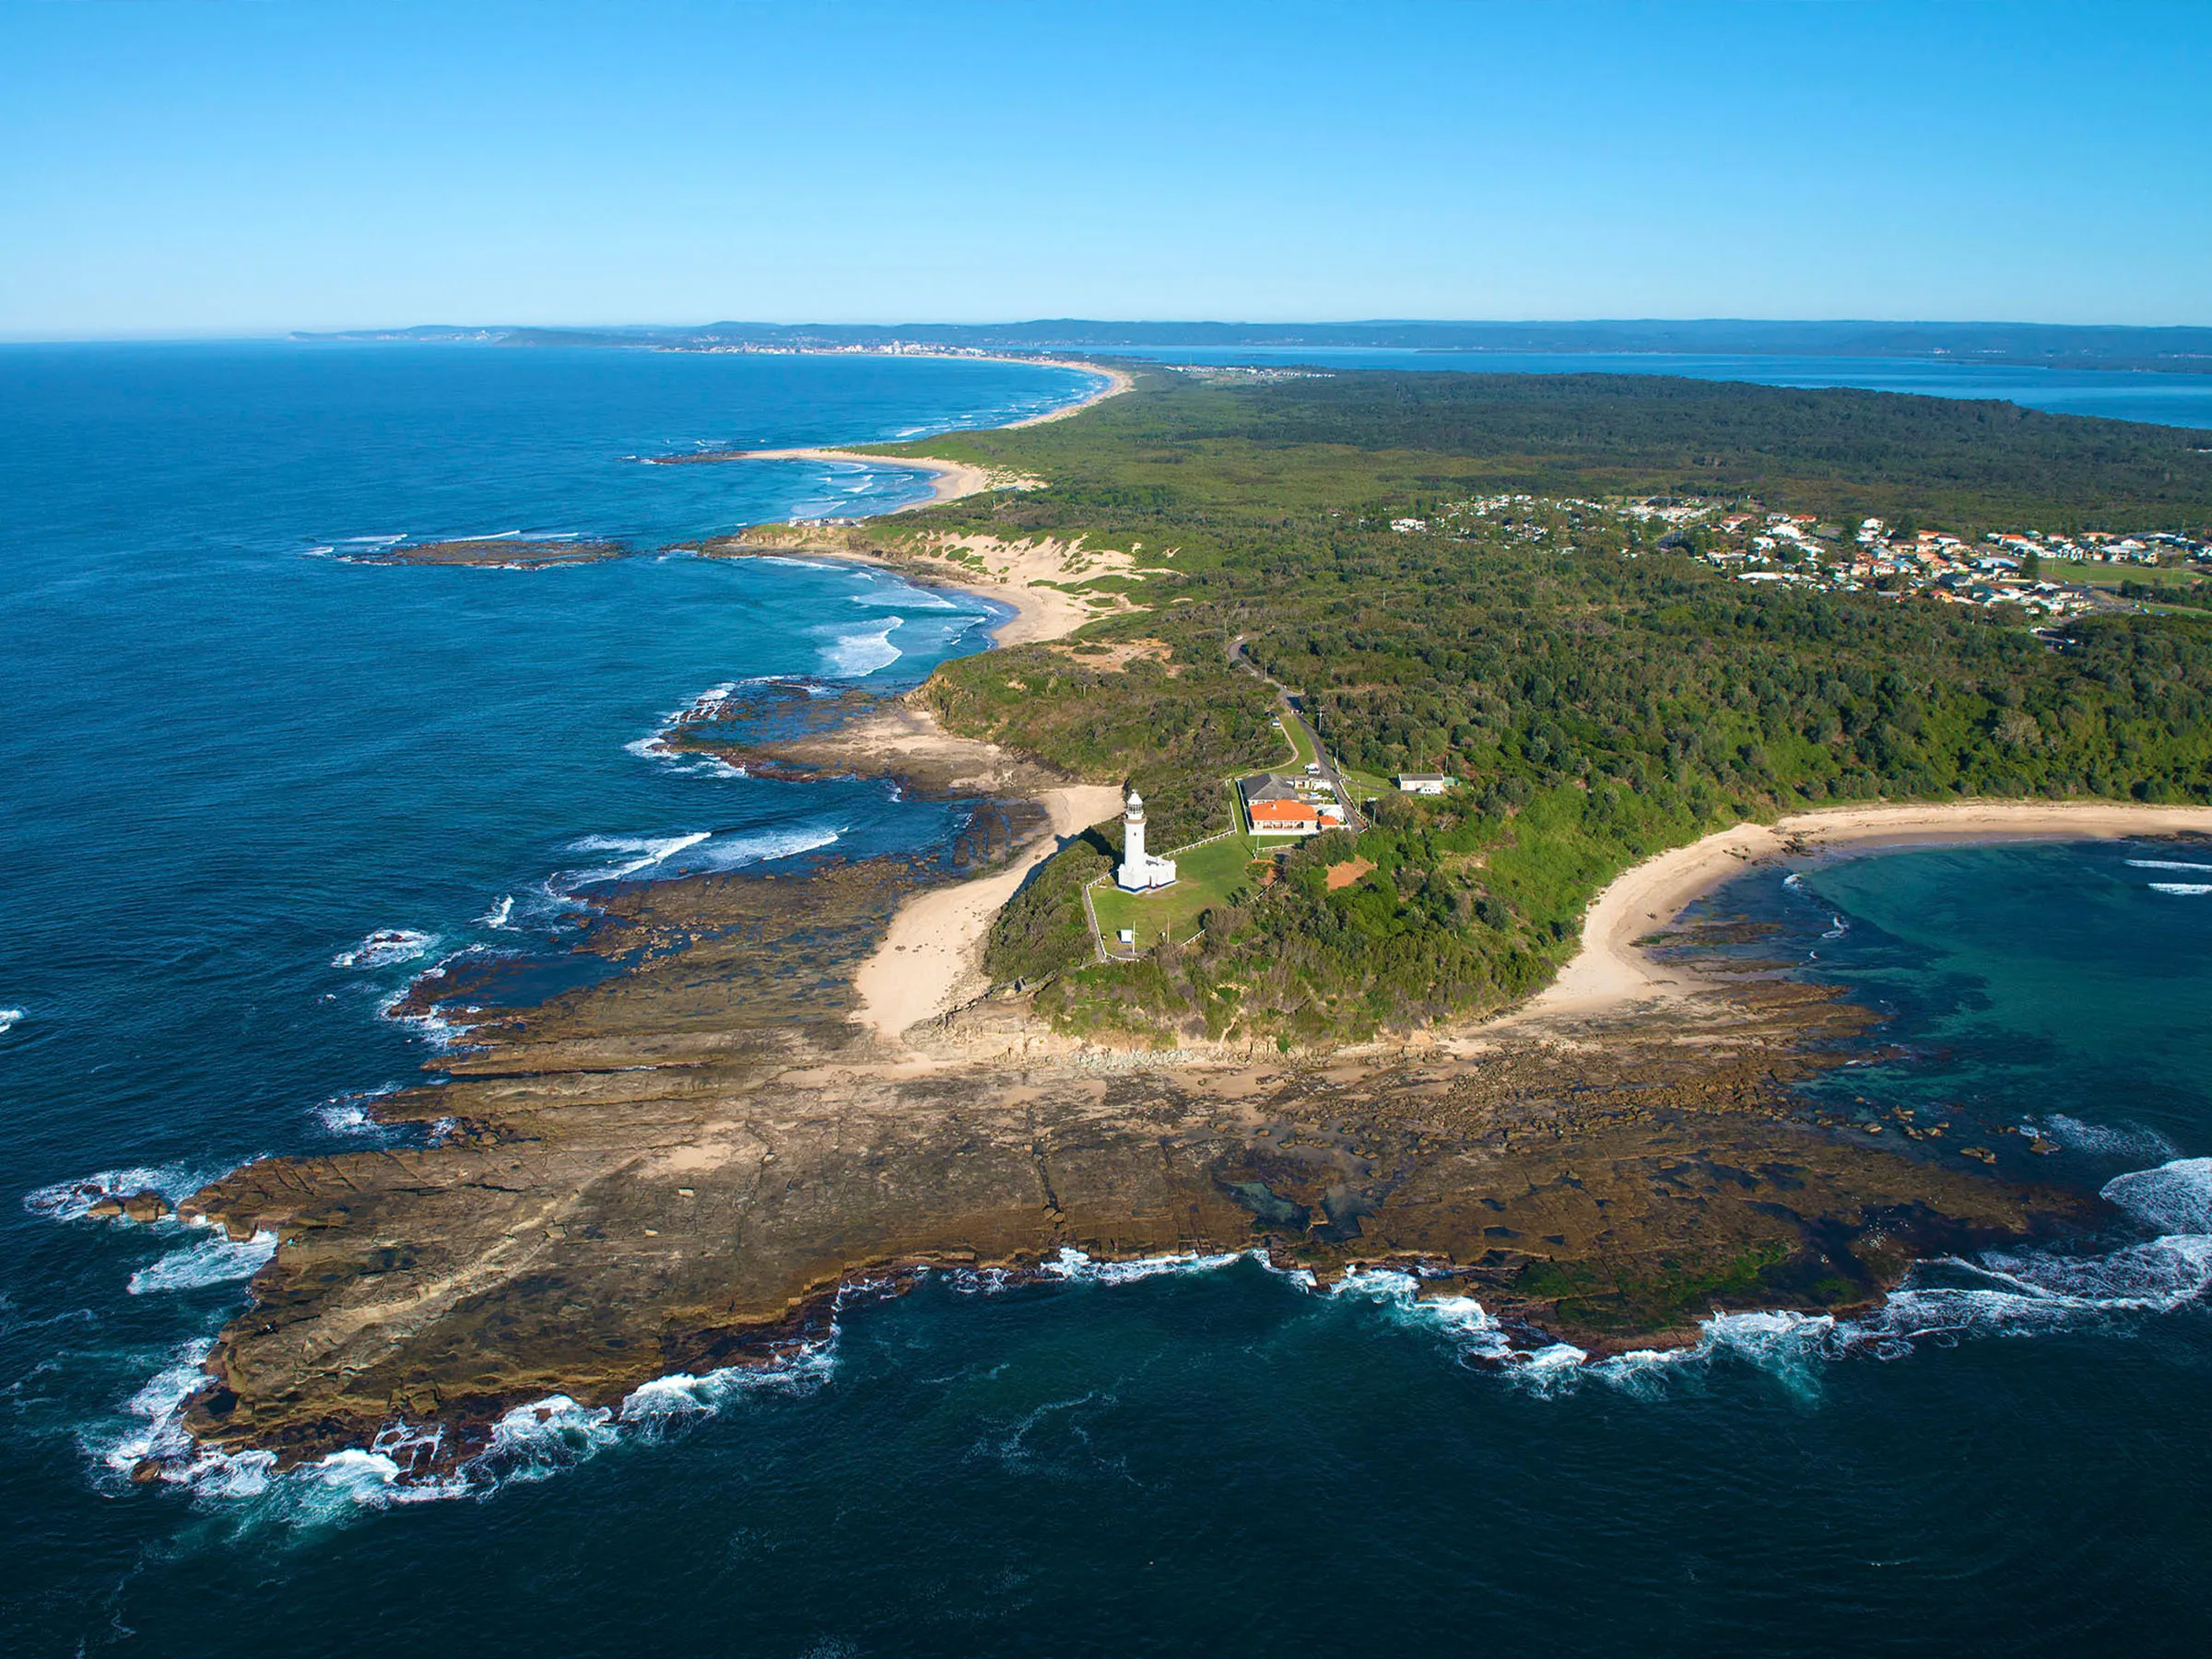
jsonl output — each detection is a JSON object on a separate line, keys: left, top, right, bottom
{"left": 174, "top": 869, "right": 2097, "bottom": 1474}
{"left": 351, "top": 537, "right": 628, "bottom": 568}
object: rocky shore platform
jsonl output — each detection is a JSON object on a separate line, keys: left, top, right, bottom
{"left": 171, "top": 847, "right": 2098, "bottom": 1474}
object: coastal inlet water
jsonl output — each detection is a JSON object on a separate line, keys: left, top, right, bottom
{"left": 4, "top": 347, "right": 2209, "bottom": 1655}
{"left": 1117, "top": 346, "right": 2212, "bottom": 429}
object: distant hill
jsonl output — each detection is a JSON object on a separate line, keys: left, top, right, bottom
{"left": 290, "top": 318, "right": 2212, "bottom": 374}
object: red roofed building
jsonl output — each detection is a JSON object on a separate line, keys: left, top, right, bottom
{"left": 1241, "top": 773, "right": 1331, "bottom": 835}
{"left": 1248, "top": 797, "right": 1323, "bottom": 833}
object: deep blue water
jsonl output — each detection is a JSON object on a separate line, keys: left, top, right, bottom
{"left": 4, "top": 347, "right": 2210, "bottom": 1654}
{"left": 1119, "top": 346, "right": 2212, "bottom": 429}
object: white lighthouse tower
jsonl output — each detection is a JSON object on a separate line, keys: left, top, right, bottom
{"left": 1116, "top": 788, "right": 1177, "bottom": 891}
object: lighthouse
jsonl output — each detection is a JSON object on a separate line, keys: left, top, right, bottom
{"left": 1115, "top": 787, "right": 1177, "bottom": 891}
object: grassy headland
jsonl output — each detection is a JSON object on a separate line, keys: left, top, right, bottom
{"left": 763, "top": 369, "right": 2212, "bottom": 1047}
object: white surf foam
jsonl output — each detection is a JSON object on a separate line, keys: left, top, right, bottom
{"left": 850, "top": 583, "right": 956, "bottom": 612}
{"left": 2032, "top": 1113, "right": 2178, "bottom": 1160}
{"left": 1326, "top": 1267, "right": 1589, "bottom": 1380}
{"left": 2127, "top": 858, "right": 2212, "bottom": 873}
{"left": 127, "top": 1230, "right": 278, "bottom": 1295}
{"left": 818, "top": 619, "right": 902, "bottom": 677}
{"left": 377, "top": 985, "right": 469, "bottom": 1051}
{"left": 23, "top": 1161, "right": 214, "bottom": 1221}
{"left": 693, "top": 825, "right": 841, "bottom": 872}
{"left": 2147, "top": 882, "right": 2212, "bottom": 896}
{"left": 92, "top": 1340, "right": 215, "bottom": 1477}
{"left": 331, "top": 928, "right": 436, "bottom": 969}
{"left": 0, "top": 1006, "right": 21, "bottom": 1036}
{"left": 2103, "top": 1156, "right": 2212, "bottom": 1235}
{"left": 466, "top": 1394, "right": 622, "bottom": 1486}
{"left": 1577, "top": 1158, "right": 2212, "bottom": 1393}
{"left": 314, "top": 1083, "right": 401, "bottom": 1136}
{"left": 563, "top": 830, "right": 714, "bottom": 885}
{"left": 479, "top": 896, "right": 515, "bottom": 929}
{"left": 618, "top": 1340, "right": 838, "bottom": 1435}
{"left": 1039, "top": 1246, "right": 1246, "bottom": 1286}
{"left": 558, "top": 825, "right": 841, "bottom": 889}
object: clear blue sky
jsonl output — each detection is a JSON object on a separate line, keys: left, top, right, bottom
{"left": 2, "top": 0, "right": 2205, "bottom": 336}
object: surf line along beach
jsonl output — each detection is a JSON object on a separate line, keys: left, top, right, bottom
{"left": 651, "top": 360, "right": 1135, "bottom": 508}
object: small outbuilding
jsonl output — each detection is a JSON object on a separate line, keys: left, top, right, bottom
{"left": 1396, "top": 773, "right": 1452, "bottom": 795}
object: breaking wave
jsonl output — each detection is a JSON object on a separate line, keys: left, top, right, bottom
{"left": 850, "top": 582, "right": 956, "bottom": 612}
{"left": 2105, "top": 1156, "right": 2212, "bottom": 1233}
{"left": 24, "top": 1162, "right": 224, "bottom": 1222}
{"left": 332, "top": 928, "right": 436, "bottom": 969}
{"left": 981, "top": 1165, "right": 2212, "bottom": 1398}
{"left": 127, "top": 1230, "right": 278, "bottom": 1294}
{"left": 0, "top": 1006, "right": 21, "bottom": 1036}
{"left": 2147, "top": 882, "right": 2212, "bottom": 896}
{"left": 556, "top": 825, "right": 841, "bottom": 889}
{"left": 2030, "top": 1112, "right": 2178, "bottom": 1161}
{"left": 2127, "top": 858, "right": 2212, "bottom": 873}
{"left": 1571, "top": 1156, "right": 2212, "bottom": 1394}
{"left": 1039, "top": 1245, "right": 1246, "bottom": 1286}
{"left": 563, "top": 830, "right": 713, "bottom": 884}
{"left": 1328, "top": 1267, "right": 1589, "bottom": 1381}
{"left": 105, "top": 1336, "right": 837, "bottom": 1521}
{"left": 818, "top": 619, "right": 901, "bottom": 677}
{"left": 314, "top": 1083, "right": 403, "bottom": 1136}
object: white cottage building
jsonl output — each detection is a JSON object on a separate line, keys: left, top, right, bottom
{"left": 1115, "top": 788, "right": 1178, "bottom": 891}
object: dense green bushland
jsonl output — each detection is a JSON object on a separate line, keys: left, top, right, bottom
{"left": 896, "top": 372, "right": 2212, "bottom": 1046}
{"left": 925, "top": 646, "right": 1278, "bottom": 850}
{"left": 890, "top": 369, "right": 2212, "bottom": 540}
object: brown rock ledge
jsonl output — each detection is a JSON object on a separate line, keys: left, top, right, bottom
{"left": 172, "top": 868, "right": 2097, "bottom": 1473}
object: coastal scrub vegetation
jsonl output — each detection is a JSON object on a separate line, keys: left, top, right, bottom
{"left": 864, "top": 371, "right": 2212, "bottom": 1046}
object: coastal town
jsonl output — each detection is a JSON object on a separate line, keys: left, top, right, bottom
{"left": 1392, "top": 492, "right": 2211, "bottom": 620}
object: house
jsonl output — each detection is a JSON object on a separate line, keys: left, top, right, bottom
{"left": 1396, "top": 773, "right": 1451, "bottom": 795}
{"left": 1249, "top": 798, "right": 1323, "bottom": 833}
{"left": 1242, "top": 773, "right": 1325, "bottom": 835}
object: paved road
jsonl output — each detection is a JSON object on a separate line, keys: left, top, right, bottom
{"left": 1230, "top": 635, "right": 1367, "bottom": 830}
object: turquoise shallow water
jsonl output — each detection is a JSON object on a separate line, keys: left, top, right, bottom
{"left": 3, "top": 347, "right": 2209, "bottom": 1654}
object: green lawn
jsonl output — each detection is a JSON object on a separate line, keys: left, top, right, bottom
{"left": 1276, "top": 713, "right": 1317, "bottom": 768}
{"left": 2042, "top": 557, "right": 2203, "bottom": 589}
{"left": 1090, "top": 832, "right": 1262, "bottom": 951}
{"left": 1337, "top": 765, "right": 1394, "bottom": 803}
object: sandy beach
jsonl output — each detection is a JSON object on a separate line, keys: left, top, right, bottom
{"left": 1525, "top": 800, "right": 2212, "bottom": 1022}
{"left": 1001, "top": 360, "right": 1137, "bottom": 426}
{"left": 715, "top": 360, "right": 1134, "bottom": 511}
{"left": 831, "top": 535, "right": 1128, "bottom": 1042}
{"left": 853, "top": 780, "right": 1124, "bottom": 1043}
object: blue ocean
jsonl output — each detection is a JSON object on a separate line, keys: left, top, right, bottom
{"left": 3, "top": 346, "right": 2209, "bottom": 1654}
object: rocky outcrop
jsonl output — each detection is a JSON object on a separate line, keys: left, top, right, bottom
{"left": 86, "top": 1189, "right": 171, "bottom": 1223}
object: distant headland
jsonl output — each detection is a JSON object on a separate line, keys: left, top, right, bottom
{"left": 288, "top": 317, "right": 2212, "bottom": 376}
